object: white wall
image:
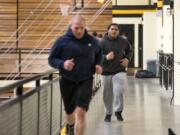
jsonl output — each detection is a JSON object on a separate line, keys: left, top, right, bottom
{"left": 152, "top": 0, "right": 158, "bottom": 4}
{"left": 156, "top": 10, "right": 163, "bottom": 51}
{"left": 162, "top": 5, "right": 173, "bottom": 53}
{"left": 113, "top": 18, "right": 142, "bottom": 24}
{"left": 113, "top": 17, "right": 142, "bottom": 67}
{"left": 143, "top": 12, "right": 158, "bottom": 69}
{"left": 112, "top": 0, "right": 157, "bottom": 5}
{"left": 174, "top": 0, "right": 180, "bottom": 106}
{"left": 112, "top": 0, "right": 149, "bottom": 5}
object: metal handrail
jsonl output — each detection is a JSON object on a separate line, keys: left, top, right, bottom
{"left": 0, "top": 69, "right": 57, "bottom": 94}
{"left": 0, "top": 69, "right": 101, "bottom": 135}
{"left": 0, "top": 69, "right": 61, "bottom": 135}
{"left": 0, "top": 48, "right": 50, "bottom": 54}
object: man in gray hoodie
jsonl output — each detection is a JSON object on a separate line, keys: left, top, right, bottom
{"left": 100, "top": 23, "right": 133, "bottom": 122}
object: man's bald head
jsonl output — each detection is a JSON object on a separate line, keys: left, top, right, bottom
{"left": 70, "top": 15, "right": 86, "bottom": 39}
{"left": 70, "top": 15, "right": 86, "bottom": 25}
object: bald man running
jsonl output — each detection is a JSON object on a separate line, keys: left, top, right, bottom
{"left": 48, "top": 15, "right": 102, "bottom": 135}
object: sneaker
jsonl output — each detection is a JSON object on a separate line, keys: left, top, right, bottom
{"left": 65, "top": 124, "right": 69, "bottom": 134}
{"left": 66, "top": 124, "right": 74, "bottom": 135}
{"left": 115, "top": 112, "right": 123, "bottom": 121}
{"left": 104, "top": 114, "right": 111, "bottom": 122}
{"left": 68, "top": 127, "right": 74, "bottom": 135}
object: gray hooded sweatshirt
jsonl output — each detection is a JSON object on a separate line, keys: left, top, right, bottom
{"left": 100, "top": 33, "right": 133, "bottom": 75}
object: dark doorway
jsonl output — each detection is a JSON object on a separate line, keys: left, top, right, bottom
{"left": 119, "top": 24, "right": 134, "bottom": 67}
{"left": 138, "top": 24, "right": 143, "bottom": 68}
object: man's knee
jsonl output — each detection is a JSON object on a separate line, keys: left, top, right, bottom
{"left": 75, "top": 107, "right": 86, "bottom": 120}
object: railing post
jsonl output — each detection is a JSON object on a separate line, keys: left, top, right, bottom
{"left": 60, "top": 95, "right": 63, "bottom": 128}
{"left": 36, "top": 79, "right": 40, "bottom": 135}
{"left": 81, "top": 0, "right": 84, "bottom": 8}
{"left": 18, "top": 48, "right": 21, "bottom": 78}
{"left": 16, "top": 0, "right": 19, "bottom": 49}
{"left": 49, "top": 74, "right": 53, "bottom": 134}
{"left": 72, "top": 0, "right": 76, "bottom": 10}
{"left": 36, "top": 79, "right": 40, "bottom": 87}
{"left": 16, "top": 85, "right": 23, "bottom": 96}
{"left": 59, "top": 76, "right": 63, "bottom": 128}
{"left": 16, "top": 85, "right": 23, "bottom": 135}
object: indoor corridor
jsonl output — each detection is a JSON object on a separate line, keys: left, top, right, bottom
{"left": 1, "top": 0, "right": 180, "bottom": 135}
{"left": 0, "top": 71, "right": 179, "bottom": 135}
{"left": 85, "top": 77, "right": 180, "bottom": 135}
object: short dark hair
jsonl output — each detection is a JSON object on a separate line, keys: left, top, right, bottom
{"left": 98, "top": 33, "right": 103, "bottom": 38}
{"left": 92, "top": 31, "right": 98, "bottom": 36}
{"left": 107, "top": 23, "right": 120, "bottom": 31}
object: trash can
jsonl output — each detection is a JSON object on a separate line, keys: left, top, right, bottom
{"left": 147, "top": 60, "right": 157, "bottom": 76}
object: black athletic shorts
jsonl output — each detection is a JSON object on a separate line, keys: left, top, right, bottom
{"left": 60, "top": 77, "right": 93, "bottom": 114}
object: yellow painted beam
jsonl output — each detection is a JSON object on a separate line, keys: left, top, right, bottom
{"left": 112, "top": 9, "right": 157, "bottom": 14}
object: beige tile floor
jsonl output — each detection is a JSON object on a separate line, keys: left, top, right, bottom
{"left": 86, "top": 77, "right": 180, "bottom": 135}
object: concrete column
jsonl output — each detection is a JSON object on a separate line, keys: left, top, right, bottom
{"left": 162, "top": 5, "right": 173, "bottom": 53}
{"left": 174, "top": 0, "right": 180, "bottom": 106}
{"left": 143, "top": 12, "right": 158, "bottom": 69}
{"left": 134, "top": 24, "right": 139, "bottom": 67}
